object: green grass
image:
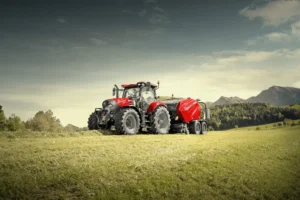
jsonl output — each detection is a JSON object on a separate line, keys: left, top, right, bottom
{"left": 0, "top": 126, "right": 300, "bottom": 200}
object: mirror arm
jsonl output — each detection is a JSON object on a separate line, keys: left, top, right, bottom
{"left": 114, "top": 85, "right": 119, "bottom": 98}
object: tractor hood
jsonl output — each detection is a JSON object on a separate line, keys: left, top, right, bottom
{"left": 110, "top": 98, "right": 134, "bottom": 107}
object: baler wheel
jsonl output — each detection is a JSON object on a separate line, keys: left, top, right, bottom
{"left": 201, "top": 121, "right": 208, "bottom": 134}
{"left": 189, "top": 120, "right": 201, "bottom": 134}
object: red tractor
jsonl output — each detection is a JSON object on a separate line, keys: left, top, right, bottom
{"left": 88, "top": 81, "right": 210, "bottom": 135}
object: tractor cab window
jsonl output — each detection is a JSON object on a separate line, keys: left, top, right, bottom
{"left": 123, "top": 88, "right": 139, "bottom": 98}
{"left": 141, "top": 87, "right": 155, "bottom": 104}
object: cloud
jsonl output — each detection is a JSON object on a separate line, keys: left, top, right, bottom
{"left": 247, "top": 39, "right": 258, "bottom": 46}
{"left": 148, "top": 7, "right": 170, "bottom": 24}
{"left": 139, "top": 9, "right": 147, "bottom": 17}
{"left": 145, "top": 0, "right": 157, "bottom": 3}
{"left": 291, "top": 20, "right": 300, "bottom": 36}
{"left": 89, "top": 38, "right": 108, "bottom": 45}
{"left": 246, "top": 19, "right": 300, "bottom": 46}
{"left": 149, "top": 13, "right": 170, "bottom": 24}
{"left": 216, "top": 51, "right": 276, "bottom": 66}
{"left": 265, "top": 32, "right": 291, "bottom": 42}
{"left": 122, "top": 10, "right": 134, "bottom": 14}
{"left": 247, "top": 32, "right": 291, "bottom": 45}
{"left": 240, "top": 0, "right": 300, "bottom": 26}
{"left": 153, "top": 6, "right": 164, "bottom": 13}
{"left": 56, "top": 17, "right": 66, "bottom": 23}
{"left": 124, "top": 28, "right": 164, "bottom": 38}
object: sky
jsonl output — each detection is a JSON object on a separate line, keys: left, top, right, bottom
{"left": 0, "top": 0, "right": 300, "bottom": 127}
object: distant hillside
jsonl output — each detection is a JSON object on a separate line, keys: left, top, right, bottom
{"left": 247, "top": 86, "right": 300, "bottom": 106}
{"left": 212, "top": 86, "right": 300, "bottom": 106}
{"left": 209, "top": 103, "right": 300, "bottom": 130}
{"left": 213, "top": 96, "right": 245, "bottom": 106}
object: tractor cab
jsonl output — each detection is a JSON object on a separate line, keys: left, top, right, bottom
{"left": 112, "top": 81, "right": 159, "bottom": 111}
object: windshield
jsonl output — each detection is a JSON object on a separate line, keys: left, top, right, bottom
{"left": 123, "top": 88, "right": 139, "bottom": 98}
{"left": 141, "top": 87, "right": 155, "bottom": 104}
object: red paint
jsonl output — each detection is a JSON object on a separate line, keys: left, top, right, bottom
{"left": 147, "top": 102, "right": 167, "bottom": 113}
{"left": 176, "top": 98, "right": 200, "bottom": 123}
{"left": 111, "top": 98, "right": 133, "bottom": 107}
{"left": 121, "top": 84, "right": 137, "bottom": 88}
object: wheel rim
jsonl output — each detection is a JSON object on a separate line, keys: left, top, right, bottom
{"left": 157, "top": 112, "right": 169, "bottom": 129}
{"left": 125, "top": 115, "right": 136, "bottom": 131}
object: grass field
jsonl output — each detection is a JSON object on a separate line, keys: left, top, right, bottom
{"left": 0, "top": 125, "right": 300, "bottom": 200}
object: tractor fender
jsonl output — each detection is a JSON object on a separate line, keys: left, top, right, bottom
{"left": 147, "top": 102, "right": 167, "bottom": 113}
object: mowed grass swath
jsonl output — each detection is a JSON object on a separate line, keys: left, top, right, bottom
{"left": 0, "top": 125, "right": 300, "bottom": 200}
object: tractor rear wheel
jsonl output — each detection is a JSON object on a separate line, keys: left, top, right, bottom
{"left": 115, "top": 108, "right": 140, "bottom": 135}
{"left": 201, "top": 121, "right": 208, "bottom": 134}
{"left": 189, "top": 120, "right": 201, "bottom": 134}
{"left": 88, "top": 112, "right": 98, "bottom": 130}
{"left": 150, "top": 106, "right": 171, "bottom": 134}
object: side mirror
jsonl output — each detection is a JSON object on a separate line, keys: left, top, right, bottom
{"left": 205, "top": 108, "right": 210, "bottom": 120}
{"left": 112, "top": 88, "right": 116, "bottom": 96}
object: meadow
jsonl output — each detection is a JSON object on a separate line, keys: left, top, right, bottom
{"left": 0, "top": 124, "right": 299, "bottom": 200}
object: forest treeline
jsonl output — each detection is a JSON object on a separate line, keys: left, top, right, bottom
{"left": 208, "top": 103, "right": 300, "bottom": 130}
{"left": 0, "top": 106, "right": 87, "bottom": 132}
{"left": 1, "top": 103, "right": 300, "bottom": 132}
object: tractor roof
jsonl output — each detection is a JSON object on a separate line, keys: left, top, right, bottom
{"left": 121, "top": 82, "right": 157, "bottom": 88}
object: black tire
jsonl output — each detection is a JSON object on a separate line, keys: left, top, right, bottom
{"left": 201, "top": 121, "right": 208, "bottom": 134}
{"left": 189, "top": 120, "right": 201, "bottom": 134}
{"left": 115, "top": 108, "right": 140, "bottom": 135}
{"left": 150, "top": 106, "right": 171, "bottom": 134}
{"left": 88, "top": 112, "right": 98, "bottom": 130}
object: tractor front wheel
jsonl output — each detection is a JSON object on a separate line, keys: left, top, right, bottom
{"left": 88, "top": 112, "right": 99, "bottom": 130}
{"left": 150, "top": 106, "right": 171, "bottom": 134}
{"left": 115, "top": 108, "right": 140, "bottom": 135}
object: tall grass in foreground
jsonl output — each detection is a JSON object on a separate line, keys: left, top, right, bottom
{"left": 0, "top": 126, "right": 299, "bottom": 200}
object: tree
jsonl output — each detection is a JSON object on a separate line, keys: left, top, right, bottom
{"left": 0, "top": 106, "right": 7, "bottom": 131}
{"left": 6, "top": 114, "right": 25, "bottom": 131}
{"left": 26, "top": 110, "right": 63, "bottom": 132}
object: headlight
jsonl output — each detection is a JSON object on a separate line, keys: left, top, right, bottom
{"left": 102, "top": 100, "right": 117, "bottom": 109}
{"left": 109, "top": 100, "right": 117, "bottom": 109}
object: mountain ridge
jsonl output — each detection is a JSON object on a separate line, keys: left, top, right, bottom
{"left": 212, "top": 85, "right": 300, "bottom": 106}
